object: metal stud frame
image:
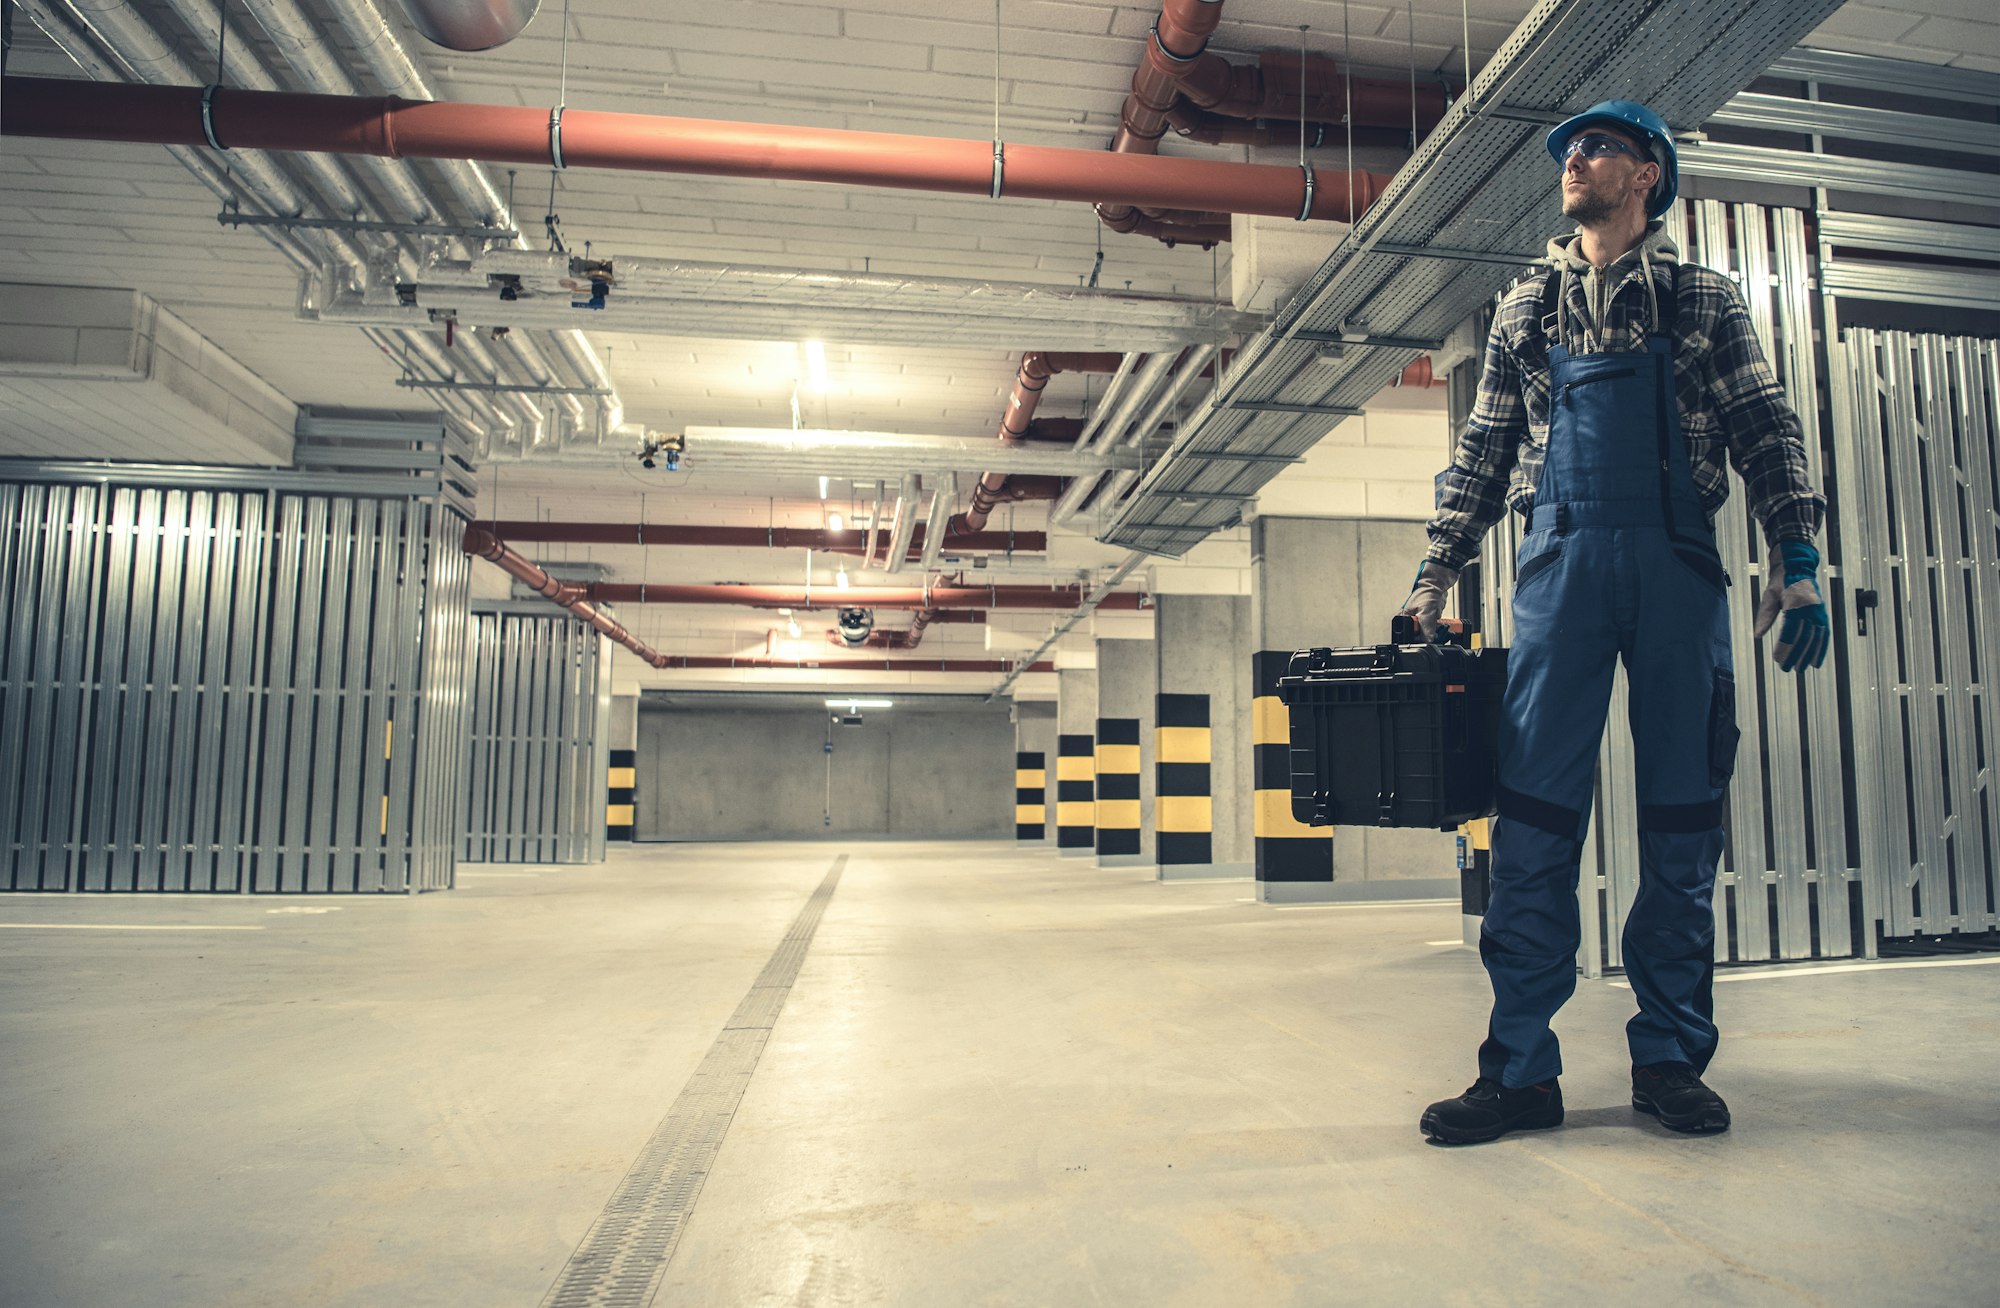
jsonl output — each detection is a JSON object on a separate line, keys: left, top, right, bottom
{"left": 0, "top": 477, "right": 471, "bottom": 893}
{"left": 460, "top": 608, "right": 612, "bottom": 865}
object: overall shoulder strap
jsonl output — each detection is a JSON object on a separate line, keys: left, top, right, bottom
{"left": 1657, "top": 262, "right": 1679, "bottom": 334}
{"left": 1539, "top": 269, "right": 1562, "bottom": 347}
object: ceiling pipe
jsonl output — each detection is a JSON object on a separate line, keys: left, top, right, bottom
{"left": 862, "top": 479, "right": 887, "bottom": 570}
{"left": 881, "top": 474, "right": 921, "bottom": 575}
{"left": 0, "top": 77, "right": 1393, "bottom": 227}
{"left": 858, "top": 608, "right": 936, "bottom": 650}
{"left": 1053, "top": 342, "right": 1219, "bottom": 526}
{"left": 462, "top": 524, "right": 675, "bottom": 669}
{"left": 1098, "top": 0, "right": 1443, "bottom": 247}
{"left": 918, "top": 482, "right": 953, "bottom": 574}
{"left": 576, "top": 583, "right": 1148, "bottom": 613}
{"left": 956, "top": 352, "right": 1171, "bottom": 536}
{"left": 1394, "top": 356, "right": 1449, "bottom": 388}
{"left": 311, "top": 0, "right": 620, "bottom": 433}
{"left": 395, "top": 0, "right": 539, "bottom": 52}
{"left": 470, "top": 520, "right": 1044, "bottom": 556}
{"left": 659, "top": 654, "right": 1054, "bottom": 674}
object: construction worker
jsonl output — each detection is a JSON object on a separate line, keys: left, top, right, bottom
{"left": 1399, "top": 100, "right": 1828, "bottom": 1145}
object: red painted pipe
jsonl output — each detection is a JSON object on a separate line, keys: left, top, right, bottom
{"left": 471, "top": 520, "right": 1043, "bottom": 556}
{"left": 0, "top": 76, "right": 1388, "bottom": 224}
{"left": 580, "top": 583, "right": 1146, "bottom": 612}
{"left": 661, "top": 655, "right": 1054, "bottom": 673}
{"left": 462, "top": 523, "right": 677, "bottom": 668}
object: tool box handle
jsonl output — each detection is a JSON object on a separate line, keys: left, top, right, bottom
{"left": 1390, "top": 615, "right": 1469, "bottom": 646}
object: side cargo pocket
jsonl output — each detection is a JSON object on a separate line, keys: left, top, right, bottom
{"left": 1707, "top": 669, "right": 1741, "bottom": 789}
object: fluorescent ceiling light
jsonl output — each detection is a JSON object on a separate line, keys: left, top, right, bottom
{"left": 835, "top": 564, "right": 849, "bottom": 590}
{"left": 826, "top": 698, "right": 892, "bottom": 710}
{"left": 827, "top": 511, "right": 844, "bottom": 532}
{"left": 818, "top": 475, "right": 829, "bottom": 499}
{"left": 787, "top": 619, "right": 802, "bottom": 638}
{"left": 804, "top": 339, "right": 828, "bottom": 394}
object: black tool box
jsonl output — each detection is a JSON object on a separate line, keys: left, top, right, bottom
{"left": 1277, "top": 617, "right": 1509, "bottom": 831}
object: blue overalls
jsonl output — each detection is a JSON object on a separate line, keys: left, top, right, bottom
{"left": 1478, "top": 269, "right": 1739, "bottom": 1088}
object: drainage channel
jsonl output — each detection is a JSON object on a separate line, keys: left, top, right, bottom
{"left": 539, "top": 854, "right": 848, "bottom": 1308}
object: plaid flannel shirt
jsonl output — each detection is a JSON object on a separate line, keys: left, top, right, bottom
{"left": 1425, "top": 257, "right": 1825, "bottom": 572}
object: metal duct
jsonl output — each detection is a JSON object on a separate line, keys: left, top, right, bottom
{"left": 0, "top": 77, "right": 1393, "bottom": 225}
{"left": 396, "top": 0, "right": 539, "bottom": 51}
{"left": 881, "top": 474, "right": 921, "bottom": 575}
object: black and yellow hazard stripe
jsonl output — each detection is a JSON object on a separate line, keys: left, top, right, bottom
{"left": 1015, "top": 750, "right": 1047, "bottom": 842}
{"left": 1252, "top": 649, "right": 1331, "bottom": 883}
{"left": 1155, "top": 693, "right": 1212, "bottom": 867}
{"left": 1056, "top": 733, "right": 1095, "bottom": 851}
{"left": 1094, "top": 718, "right": 1141, "bottom": 858}
{"left": 607, "top": 748, "right": 636, "bottom": 841}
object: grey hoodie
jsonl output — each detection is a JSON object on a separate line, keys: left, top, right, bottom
{"left": 1542, "top": 220, "right": 1680, "bottom": 353}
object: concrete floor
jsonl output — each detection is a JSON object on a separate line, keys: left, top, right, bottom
{"left": 1, "top": 841, "right": 1995, "bottom": 1307}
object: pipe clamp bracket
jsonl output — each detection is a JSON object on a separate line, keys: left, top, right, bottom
{"left": 549, "top": 104, "right": 567, "bottom": 170}
{"left": 200, "top": 85, "right": 227, "bottom": 152}
{"left": 990, "top": 141, "right": 1005, "bottom": 199}
{"left": 1297, "top": 162, "right": 1316, "bottom": 222}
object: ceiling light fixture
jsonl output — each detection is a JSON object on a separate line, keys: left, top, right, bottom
{"left": 835, "top": 563, "right": 850, "bottom": 590}
{"left": 825, "top": 698, "right": 892, "bottom": 710}
{"left": 787, "top": 618, "right": 802, "bottom": 638}
{"left": 828, "top": 511, "right": 844, "bottom": 532}
{"left": 818, "top": 474, "right": 829, "bottom": 499}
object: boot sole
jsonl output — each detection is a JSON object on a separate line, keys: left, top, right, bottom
{"left": 1419, "top": 1107, "right": 1563, "bottom": 1145}
{"left": 1632, "top": 1094, "right": 1731, "bottom": 1134}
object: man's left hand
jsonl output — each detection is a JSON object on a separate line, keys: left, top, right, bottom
{"left": 1753, "top": 540, "right": 1828, "bottom": 673}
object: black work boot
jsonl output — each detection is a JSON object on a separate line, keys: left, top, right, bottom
{"left": 1632, "top": 1061, "right": 1731, "bottom": 1134}
{"left": 1419, "top": 1077, "right": 1563, "bottom": 1145}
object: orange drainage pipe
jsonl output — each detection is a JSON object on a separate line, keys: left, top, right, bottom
{"left": 580, "top": 583, "right": 1147, "bottom": 612}
{"left": 471, "top": 520, "right": 1044, "bottom": 557}
{"left": 0, "top": 77, "right": 1389, "bottom": 225}
{"left": 663, "top": 655, "right": 1054, "bottom": 673}
{"left": 462, "top": 523, "right": 678, "bottom": 668}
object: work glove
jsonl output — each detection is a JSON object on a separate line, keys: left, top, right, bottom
{"left": 1752, "top": 539, "right": 1829, "bottom": 673}
{"left": 1398, "top": 560, "right": 1459, "bottom": 641}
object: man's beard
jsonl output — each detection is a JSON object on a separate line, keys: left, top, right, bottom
{"left": 1563, "top": 187, "right": 1620, "bottom": 224}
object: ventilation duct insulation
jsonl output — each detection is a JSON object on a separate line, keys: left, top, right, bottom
{"left": 0, "top": 284, "right": 294, "bottom": 464}
{"left": 834, "top": 607, "right": 876, "bottom": 648}
{"left": 396, "top": 0, "right": 539, "bottom": 51}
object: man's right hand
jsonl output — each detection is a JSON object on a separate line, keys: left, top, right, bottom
{"left": 1399, "top": 561, "right": 1460, "bottom": 641}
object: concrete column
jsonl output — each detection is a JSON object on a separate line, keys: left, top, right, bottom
{"left": 1055, "top": 667, "right": 1097, "bottom": 857}
{"left": 1093, "top": 637, "right": 1156, "bottom": 868}
{"left": 1250, "top": 516, "right": 1460, "bottom": 902}
{"left": 607, "top": 693, "right": 638, "bottom": 842}
{"left": 1013, "top": 700, "right": 1056, "bottom": 843}
{"left": 1154, "top": 594, "right": 1252, "bottom": 878}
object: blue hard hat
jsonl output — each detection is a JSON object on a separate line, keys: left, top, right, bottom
{"left": 1546, "top": 99, "right": 1679, "bottom": 219}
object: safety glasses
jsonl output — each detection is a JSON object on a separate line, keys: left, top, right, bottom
{"left": 1560, "top": 133, "right": 1642, "bottom": 164}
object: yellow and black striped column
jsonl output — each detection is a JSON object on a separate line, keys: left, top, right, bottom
{"left": 607, "top": 748, "right": 636, "bottom": 841}
{"left": 1056, "top": 733, "right": 1095, "bottom": 852}
{"left": 1094, "top": 718, "right": 1141, "bottom": 860}
{"left": 1156, "top": 693, "right": 1212, "bottom": 871}
{"left": 1253, "top": 649, "right": 1331, "bottom": 886}
{"left": 1016, "top": 751, "right": 1047, "bottom": 842}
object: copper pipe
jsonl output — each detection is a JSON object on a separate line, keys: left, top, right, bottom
{"left": 961, "top": 356, "right": 1134, "bottom": 534}
{"left": 472, "top": 520, "right": 1043, "bottom": 557}
{"left": 848, "top": 607, "right": 937, "bottom": 650}
{"left": 0, "top": 77, "right": 1387, "bottom": 223}
{"left": 663, "top": 654, "right": 1053, "bottom": 673}
{"left": 462, "top": 524, "right": 675, "bottom": 668}
{"left": 579, "top": 583, "right": 1147, "bottom": 612}
{"left": 1395, "top": 356, "right": 1447, "bottom": 388}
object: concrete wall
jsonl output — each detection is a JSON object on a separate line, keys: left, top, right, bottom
{"left": 1251, "top": 516, "right": 1458, "bottom": 884}
{"left": 635, "top": 703, "right": 1013, "bottom": 840}
{"left": 1156, "top": 593, "right": 1254, "bottom": 871}
{"left": 1014, "top": 700, "right": 1057, "bottom": 841}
